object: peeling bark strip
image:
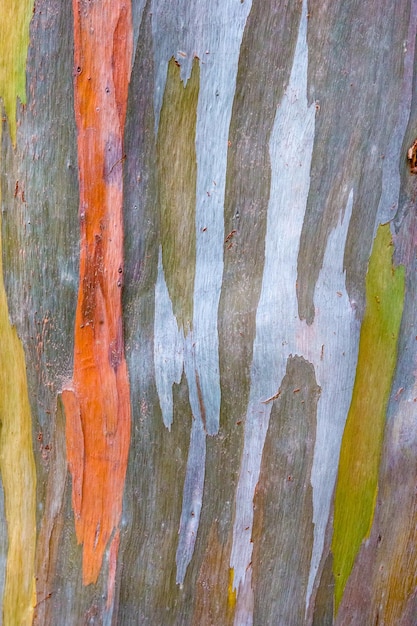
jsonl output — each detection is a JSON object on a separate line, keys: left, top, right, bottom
{"left": 62, "top": 0, "right": 132, "bottom": 588}
{"left": 332, "top": 224, "right": 405, "bottom": 611}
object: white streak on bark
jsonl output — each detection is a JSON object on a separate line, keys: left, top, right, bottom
{"left": 231, "top": 3, "right": 360, "bottom": 619}
{"left": 234, "top": 569, "right": 254, "bottom": 626}
{"left": 175, "top": 416, "right": 206, "bottom": 586}
{"left": 231, "top": 0, "right": 315, "bottom": 598}
{"left": 154, "top": 249, "right": 184, "bottom": 430}
{"left": 303, "top": 191, "right": 360, "bottom": 608}
{"left": 152, "top": 0, "right": 252, "bottom": 129}
{"left": 153, "top": 0, "right": 253, "bottom": 584}
{"left": 390, "top": 384, "right": 417, "bottom": 457}
{"left": 193, "top": 11, "right": 251, "bottom": 435}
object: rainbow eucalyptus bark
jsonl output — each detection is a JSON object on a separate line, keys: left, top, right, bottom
{"left": 0, "top": 0, "right": 415, "bottom": 624}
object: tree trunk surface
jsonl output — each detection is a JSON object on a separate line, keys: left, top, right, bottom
{"left": 0, "top": 0, "right": 416, "bottom": 624}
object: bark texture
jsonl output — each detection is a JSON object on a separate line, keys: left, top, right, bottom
{"left": 0, "top": 0, "right": 416, "bottom": 624}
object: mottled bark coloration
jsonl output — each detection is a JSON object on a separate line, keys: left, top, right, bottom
{"left": 219, "top": 0, "right": 302, "bottom": 431}
{"left": 1, "top": 4, "right": 80, "bottom": 574}
{"left": 118, "top": 5, "right": 196, "bottom": 622}
{"left": 335, "top": 412, "right": 417, "bottom": 625}
{"left": 335, "top": 92, "right": 417, "bottom": 621}
{"left": 0, "top": 183, "right": 37, "bottom": 623}
{"left": 298, "top": 0, "right": 410, "bottom": 323}
{"left": 119, "top": 372, "right": 193, "bottom": 626}
{"left": 0, "top": 2, "right": 37, "bottom": 624}
{"left": 62, "top": 0, "right": 133, "bottom": 590}
{"left": 33, "top": 396, "right": 66, "bottom": 626}
{"left": 216, "top": 4, "right": 302, "bottom": 616}
{"left": 0, "top": 0, "right": 416, "bottom": 622}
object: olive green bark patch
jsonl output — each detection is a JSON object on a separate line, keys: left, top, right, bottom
{"left": 0, "top": 0, "right": 33, "bottom": 144}
{"left": 332, "top": 224, "right": 405, "bottom": 612}
{"left": 312, "top": 551, "right": 334, "bottom": 626}
{"left": 157, "top": 58, "right": 199, "bottom": 333}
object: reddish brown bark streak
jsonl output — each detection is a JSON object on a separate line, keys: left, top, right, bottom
{"left": 62, "top": 0, "right": 132, "bottom": 588}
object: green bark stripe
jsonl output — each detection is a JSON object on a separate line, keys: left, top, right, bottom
{"left": 0, "top": 3, "right": 37, "bottom": 622}
{"left": 0, "top": 0, "right": 33, "bottom": 144}
{"left": 332, "top": 224, "right": 405, "bottom": 612}
{"left": 157, "top": 58, "right": 199, "bottom": 333}
{"left": 0, "top": 127, "right": 36, "bottom": 625}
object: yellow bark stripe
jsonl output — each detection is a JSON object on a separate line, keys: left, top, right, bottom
{"left": 228, "top": 568, "right": 237, "bottom": 614}
{"left": 0, "top": 132, "right": 37, "bottom": 625}
{"left": 0, "top": 2, "right": 37, "bottom": 622}
{"left": 332, "top": 224, "right": 405, "bottom": 612}
{"left": 0, "top": 0, "right": 33, "bottom": 144}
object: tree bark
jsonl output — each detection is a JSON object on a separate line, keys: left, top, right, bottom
{"left": 0, "top": 0, "right": 416, "bottom": 624}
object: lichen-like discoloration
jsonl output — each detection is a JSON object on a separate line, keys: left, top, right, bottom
{"left": 332, "top": 224, "right": 405, "bottom": 611}
{"left": 157, "top": 57, "right": 199, "bottom": 333}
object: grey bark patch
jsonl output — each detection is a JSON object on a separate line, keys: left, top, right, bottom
{"left": 119, "top": 370, "right": 193, "bottom": 626}
{"left": 33, "top": 395, "right": 67, "bottom": 626}
{"left": 252, "top": 355, "right": 319, "bottom": 625}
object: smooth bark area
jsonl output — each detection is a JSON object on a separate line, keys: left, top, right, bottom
{"left": 0, "top": 0, "right": 416, "bottom": 624}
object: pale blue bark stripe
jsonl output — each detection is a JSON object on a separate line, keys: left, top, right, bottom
{"left": 153, "top": 0, "right": 252, "bottom": 585}
{"left": 231, "top": 0, "right": 316, "bottom": 607}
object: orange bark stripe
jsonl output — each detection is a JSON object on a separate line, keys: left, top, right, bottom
{"left": 62, "top": 0, "right": 132, "bottom": 587}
